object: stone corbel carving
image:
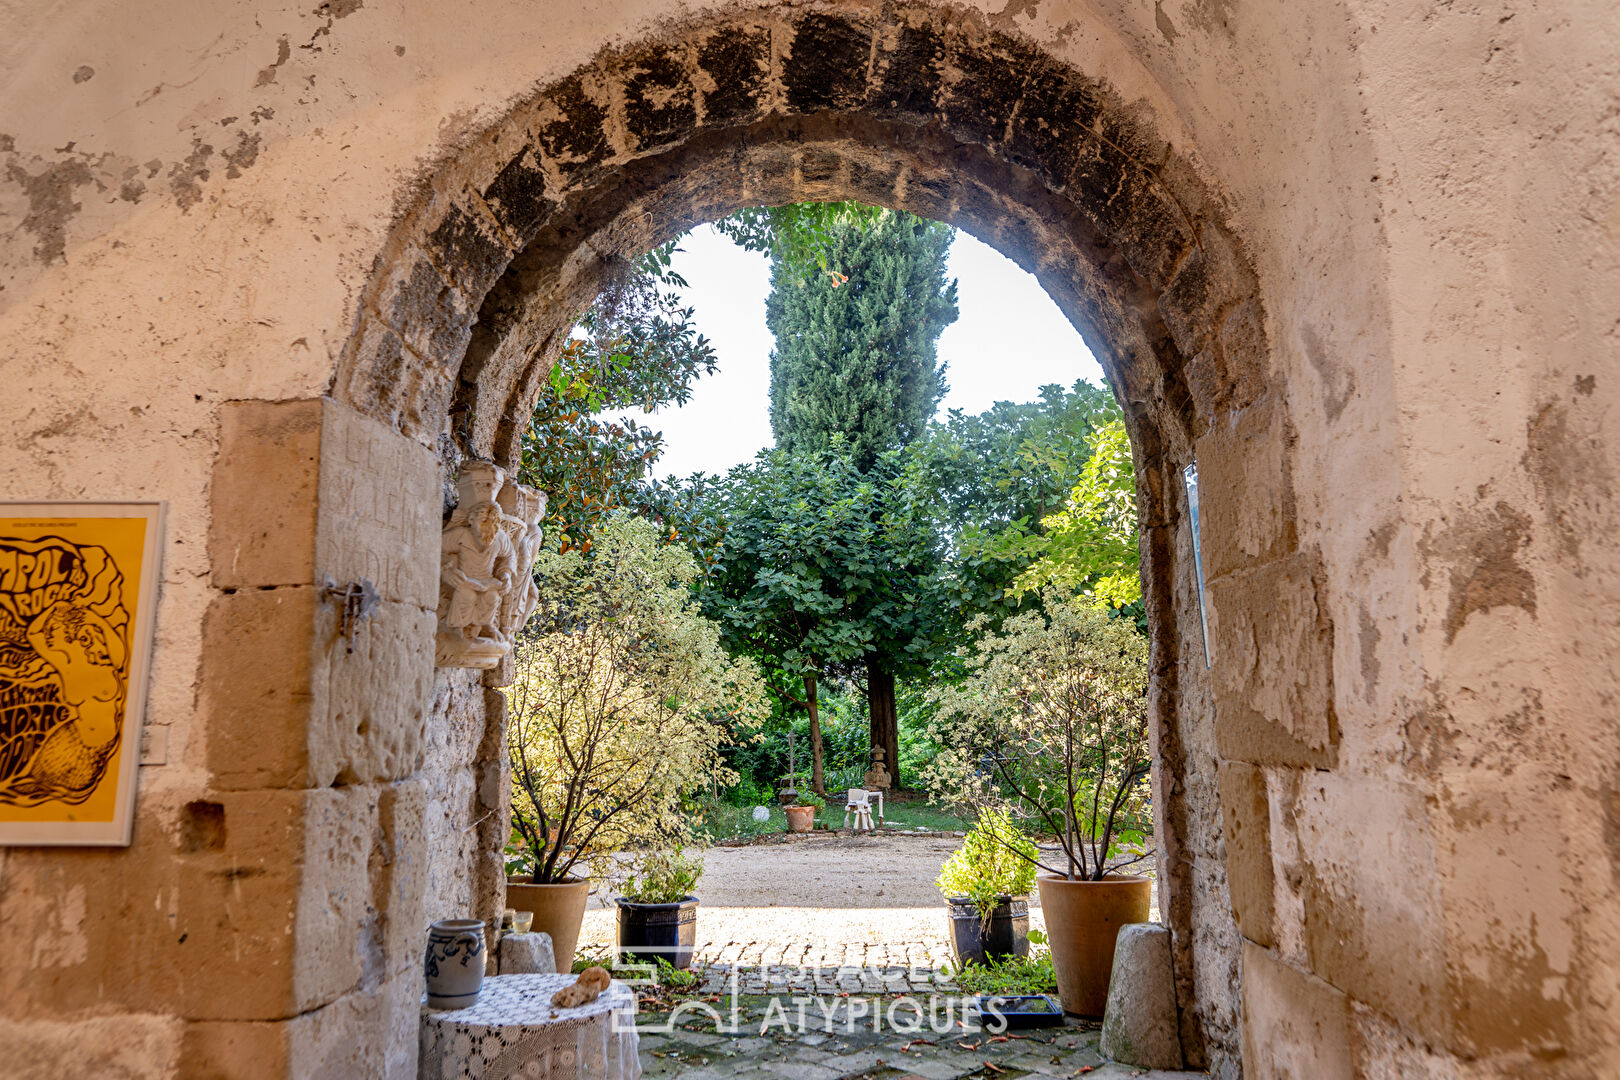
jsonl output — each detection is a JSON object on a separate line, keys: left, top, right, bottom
{"left": 435, "top": 462, "right": 546, "bottom": 669}
{"left": 497, "top": 481, "right": 547, "bottom": 642}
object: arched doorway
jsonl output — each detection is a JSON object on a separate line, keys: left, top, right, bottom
{"left": 331, "top": 8, "right": 1301, "bottom": 1072}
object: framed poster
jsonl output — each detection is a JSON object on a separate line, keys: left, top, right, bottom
{"left": 0, "top": 503, "right": 165, "bottom": 845}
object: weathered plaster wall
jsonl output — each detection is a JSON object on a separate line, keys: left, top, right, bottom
{"left": 1, "top": 1, "right": 1617, "bottom": 1078}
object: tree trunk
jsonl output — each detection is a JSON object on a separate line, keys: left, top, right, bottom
{"left": 805, "top": 672, "right": 825, "bottom": 796}
{"left": 865, "top": 654, "right": 901, "bottom": 790}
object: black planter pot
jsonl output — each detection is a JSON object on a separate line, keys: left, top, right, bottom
{"left": 947, "top": 895, "right": 1030, "bottom": 969}
{"left": 616, "top": 896, "right": 699, "bottom": 970}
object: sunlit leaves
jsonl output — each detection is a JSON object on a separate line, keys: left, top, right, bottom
{"left": 904, "top": 380, "right": 1120, "bottom": 629}
{"left": 505, "top": 516, "right": 768, "bottom": 884}
{"left": 518, "top": 256, "right": 718, "bottom": 551}
{"left": 923, "top": 592, "right": 1150, "bottom": 881}
{"left": 1012, "top": 418, "right": 1141, "bottom": 610}
{"left": 713, "top": 201, "right": 890, "bottom": 285}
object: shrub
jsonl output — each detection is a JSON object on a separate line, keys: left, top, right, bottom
{"left": 618, "top": 848, "right": 704, "bottom": 904}
{"left": 937, "top": 808, "right": 1039, "bottom": 918}
{"left": 505, "top": 515, "right": 768, "bottom": 883}
{"left": 926, "top": 591, "right": 1150, "bottom": 881}
{"left": 948, "top": 934, "right": 1058, "bottom": 996}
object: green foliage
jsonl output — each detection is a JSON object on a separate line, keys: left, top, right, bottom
{"left": 925, "top": 591, "right": 1151, "bottom": 881}
{"left": 686, "top": 442, "right": 952, "bottom": 706}
{"left": 709, "top": 677, "right": 946, "bottom": 801}
{"left": 905, "top": 381, "right": 1122, "bottom": 627}
{"left": 713, "top": 201, "right": 890, "bottom": 285}
{"left": 504, "top": 515, "right": 769, "bottom": 883}
{"left": 1013, "top": 418, "right": 1141, "bottom": 610}
{"left": 618, "top": 848, "right": 705, "bottom": 904}
{"left": 908, "top": 381, "right": 1117, "bottom": 535}
{"left": 937, "top": 808, "right": 1039, "bottom": 917}
{"left": 766, "top": 212, "right": 959, "bottom": 472}
{"left": 645, "top": 957, "right": 699, "bottom": 991}
{"left": 574, "top": 949, "right": 697, "bottom": 990}
{"left": 947, "top": 939, "right": 1059, "bottom": 997}
{"left": 517, "top": 252, "right": 718, "bottom": 552}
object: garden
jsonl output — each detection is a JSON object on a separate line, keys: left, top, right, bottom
{"left": 496, "top": 202, "right": 1157, "bottom": 1024}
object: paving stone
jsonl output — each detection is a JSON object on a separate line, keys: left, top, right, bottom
{"left": 612, "top": 960, "right": 1199, "bottom": 1078}
{"left": 1000, "top": 1049, "right": 1085, "bottom": 1076}
{"left": 761, "top": 1062, "right": 843, "bottom": 1080}
{"left": 894, "top": 1052, "right": 988, "bottom": 1080}
{"left": 668, "top": 1030, "right": 727, "bottom": 1047}
{"left": 819, "top": 1048, "right": 887, "bottom": 1075}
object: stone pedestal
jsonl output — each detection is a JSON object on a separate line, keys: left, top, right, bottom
{"left": 498, "top": 932, "right": 557, "bottom": 975}
{"left": 1100, "top": 923, "right": 1184, "bottom": 1070}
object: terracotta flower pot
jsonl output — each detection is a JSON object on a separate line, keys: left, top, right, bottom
{"left": 1037, "top": 873, "right": 1151, "bottom": 1017}
{"left": 505, "top": 875, "right": 590, "bottom": 973}
{"left": 785, "top": 805, "right": 815, "bottom": 832}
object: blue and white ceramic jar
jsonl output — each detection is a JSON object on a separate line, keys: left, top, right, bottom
{"left": 424, "top": 918, "right": 486, "bottom": 1009}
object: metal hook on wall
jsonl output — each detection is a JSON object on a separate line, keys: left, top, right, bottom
{"left": 322, "top": 577, "right": 380, "bottom": 654}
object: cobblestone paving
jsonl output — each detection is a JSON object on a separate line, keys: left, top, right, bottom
{"left": 693, "top": 962, "right": 955, "bottom": 997}
{"left": 696, "top": 941, "right": 957, "bottom": 971}
{"left": 632, "top": 990, "right": 1204, "bottom": 1080}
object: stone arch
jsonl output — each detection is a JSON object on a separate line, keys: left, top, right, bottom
{"left": 329, "top": 7, "right": 1306, "bottom": 1072}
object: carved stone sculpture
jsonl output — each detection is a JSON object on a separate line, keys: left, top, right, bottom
{"left": 437, "top": 463, "right": 550, "bottom": 669}
{"left": 862, "top": 746, "right": 892, "bottom": 792}
{"left": 437, "top": 464, "right": 516, "bottom": 669}
{"left": 497, "top": 482, "right": 547, "bottom": 642}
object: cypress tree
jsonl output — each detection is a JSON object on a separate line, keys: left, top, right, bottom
{"left": 763, "top": 209, "right": 959, "bottom": 785}
{"left": 766, "top": 212, "right": 959, "bottom": 472}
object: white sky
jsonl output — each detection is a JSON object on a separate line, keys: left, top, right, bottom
{"left": 619, "top": 224, "right": 1106, "bottom": 480}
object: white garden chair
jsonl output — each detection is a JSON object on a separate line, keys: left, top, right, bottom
{"left": 843, "top": 788, "right": 884, "bottom": 832}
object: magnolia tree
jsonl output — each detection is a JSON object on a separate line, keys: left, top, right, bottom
{"left": 505, "top": 515, "right": 768, "bottom": 884}
{"left": 925, "top": 591, "right": 1150, "bottom": 881}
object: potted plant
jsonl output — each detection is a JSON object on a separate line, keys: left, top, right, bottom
{"left": 926, "top": 592, "right": 1152, "bottom": 1017}
{"left": 937, "top": 808, "right": 1039, "bottom": 968}
{"left": 784, "top": 790, "right": 824, "bottom": 833}
{"left": 504, "top": 517, "right": 768, "bottom": 972}
{"left": 614, "top": 847, "right": 704, "bottom": 970}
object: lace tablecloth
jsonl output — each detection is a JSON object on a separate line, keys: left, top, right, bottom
{"left": 420, "top": 974, "right": 641, "bottom": 1080}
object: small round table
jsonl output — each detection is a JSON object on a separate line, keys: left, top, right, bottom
{"left": 420, "top": 974, "right": 641, "bottom": 1080}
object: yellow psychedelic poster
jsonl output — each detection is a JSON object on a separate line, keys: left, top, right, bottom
{"left": 0, "top": 505, "right": 164, "bottom": 845}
